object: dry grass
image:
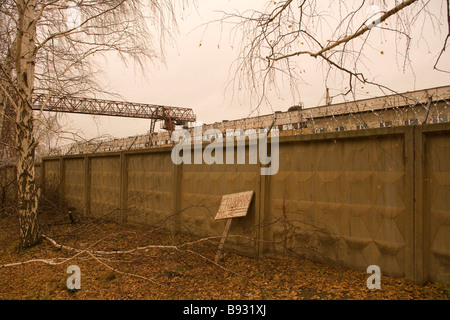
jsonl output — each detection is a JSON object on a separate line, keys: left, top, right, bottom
{"left": 0, "top": 211, "right": 448, "bottom": 301}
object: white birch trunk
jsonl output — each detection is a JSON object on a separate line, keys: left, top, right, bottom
{"left": 15, "top": 0, "right": 40, "bottom": 248}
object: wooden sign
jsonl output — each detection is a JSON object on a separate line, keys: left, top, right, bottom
{"left": 214, "top": 191, "right": 254, "bottom": 264}
{"left": 214, "top": 191, "right": 254, "bottom": 220}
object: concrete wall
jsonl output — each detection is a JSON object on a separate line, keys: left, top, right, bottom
{"left": 42, "top": 159, "right": 60, "bottom": 203}
{"left": 2, "top": 122, "right": 448, "bottom": 284}
{"left": 179, "top": 147, "right": 262, "bottom": 256}
{"left": 0, "top": 163, "right": 41, "bottom": 208}
{"left": 126, "top": 151, "right": 174, "bottom": 225}
{"left": 269, "top": 131, "right": 412, "bottom": 279}
{"left": 0, "top": 165, "right": 17, "bottom": 206}
{"left": 63, "top": 158, "right": 85, "bottom": 211}
{"left": 415, "top": 125, "right": 450, "bottom": 284}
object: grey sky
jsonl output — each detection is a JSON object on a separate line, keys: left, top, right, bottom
{"left": 58, "top": 0, "right": 450, "bottom": 142}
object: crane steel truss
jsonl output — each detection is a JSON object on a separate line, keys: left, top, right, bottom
{"left": 32, "top": 93, "right": 196, "bottom": 125}
{"left": 0, "top": 94, "right": 196, "bottom": 160}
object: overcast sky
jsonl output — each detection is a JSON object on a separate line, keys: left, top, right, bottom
{"left": 57, "top": 0, "right": 450, "bottom": 142}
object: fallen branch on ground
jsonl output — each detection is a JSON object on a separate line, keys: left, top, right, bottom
{"left": 0, "top": 250, "right": 85, "bottom": 268}
{"left": 0, "top": 233, "right": 260, "bottom": 288}
{"left": 42, "top": 233, "right": 260, "bottom": 286}
{"left": 85, "top": 251, "right": 158, "bottom": 285}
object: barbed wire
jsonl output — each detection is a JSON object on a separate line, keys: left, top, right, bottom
{"left": 1, "top": 86, "right": 448, "bottom": 162}
{"left": 41, "top": 86, "right": 449, "bottom": 157}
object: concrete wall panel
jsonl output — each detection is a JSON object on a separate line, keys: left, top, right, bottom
{"left": 0, "top": 166, "right": 16, "bottom": 204}
{"left": 269, "top": 133, "right": 410, "bottom": 278}
{"left": 63, "top": 158, "right": 85, "bottom": 210}
{"left": 180, "top": 147, "right": 260, "bottom": 255}
{"left": 89, "top": 156, "right": 120, "bottom": 218}
{"left": 424, "top": 131, "right": 450, "bottom": 282}
{"left": 126, "top": 152, "right": 174, "bottom": 225}
{"left": 43, "top": 159, "right": 60, "bottom": 202}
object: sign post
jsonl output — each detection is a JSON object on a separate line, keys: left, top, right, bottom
{"left": 214, "top": 191, "right": 254, "bottom": 264}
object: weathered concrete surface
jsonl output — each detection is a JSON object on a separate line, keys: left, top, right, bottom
{"left": 89, "top": 156, "right": 120, "bottom": 218}
{"left": 63, "top": 158, "right": 85, "bottom": 210}
{"left": 0, "top": 165, "right": 17, "bottom": 205}
{"left": 126, "top": 151, "right": 174, "bottom": 226}
{"left": 179, "top": 147, "right": 261, "bottom": 256}
{"left": 269, "top": 132, "right": 412, "bottom": 279}
{"left": 7, "top": 122, "right": 447, "bottom": 284}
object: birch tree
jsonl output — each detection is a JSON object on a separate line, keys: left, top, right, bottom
{"left": 0, "top": 0, "right": 189, "bottom": 248}
{"left": 221, "top": 0, "right": 449, "bottom": 108}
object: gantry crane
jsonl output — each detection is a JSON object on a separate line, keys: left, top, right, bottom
{"left": 0, "top": 93, "right": 196, "bottom": 159}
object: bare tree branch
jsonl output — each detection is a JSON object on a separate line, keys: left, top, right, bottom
{"left": 212, "top": 0, "right": 446, "bottom": 110}
{"left": 433, "top": 0, "right": 450, "bottom": 72}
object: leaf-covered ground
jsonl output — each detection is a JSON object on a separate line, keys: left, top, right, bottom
{"left": 0, "top": 212, "right": 449, "bottom": 300}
